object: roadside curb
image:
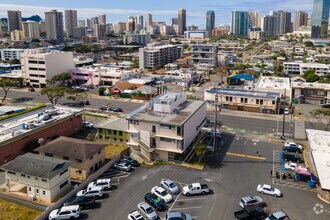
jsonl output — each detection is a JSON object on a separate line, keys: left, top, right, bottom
{"left": 317, "top": 191, "right": 330, "bottom": 205}
{"left": 147, "top": 161, "right": 205, "bottom": 171}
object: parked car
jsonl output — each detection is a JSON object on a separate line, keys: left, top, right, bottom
{"left": 284, "top": 142, "right": 303, "bottom": 150}
{"left": 76, "top": 186, "right": 104, "bottom": 199}
{"left": 112, "top": 107, "right": 123, "bottom": 112}
{"left": 165, "top": 211, "right": 192, "bottom": 220}
{"left": 321, "top": 104, "right": 330, "bottom": 109}
{"left": 121, "top": 157, "right": 140, "bottom": 167}
{"left": 71, "top": 85, "right": 80, "bottom": 90}
{"left": 265, "top": 211, "right": 289, "bottom": 220}
{"left": 284, "top": 162, "right": 298, "bottom": 171}
{"left": 144, "top": 193, "right": 167, "bottom": 211}
{"left": 151, "top": 186, "right": 173, "bottom": 203}
{"left": 281, "top": 152, "right": 304, "bottom": 163}
{"left": 282, "top": 145, "right": 302, "bottom": 153}
{"left": 99, "top": 106, "right": 111, "bottom": 111}
{"left": 137, "top": 202, "right": 158, "bottom": 220}
{"left": 82, "top": 121, "right": 94, "bottom": 129}
{"left": 182, "top": 183, "right": 209, "bottom": 196}
{"left": 113, "top": 161, "right": 132, "bottom": 171}
{"left": 78, "top": 100, "right": 90, "bottom": 105}
{"left": 284, "top": 108, "right": 290, "bottom": 115}
{"left": 161, "top": 179, "right": 180, "bottom": 194}
{"left": 88, "top": 178, "right": 112, "bottom": 190}
{"left": 208, "top": 129, "right": 221, "bottom": 137}
{"left": 239, "top": 195, "right": 264, "bottom": 208}
{"left": 49, "top": 205, "right": 81, "bottom": 220}
{"left": 234, "top": 205, "right": 266, "bottom": 220}
{"left": 69, "top": 195, "right": 95, "bottom": 209}
{"left": 128, "top": 210, "right": 145, "bottom": 220}
{"left": 257, "top": 184, "right": 281, "bottom": 197}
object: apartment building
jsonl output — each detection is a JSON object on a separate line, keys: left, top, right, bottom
{"left": 0, "top": 153, "right": 72, "bottom": 203}
{"left": 35, "top": 137, "right": 106, "bottom": 181}
{"left": 123, "top": 33, "right": 150, "bottom": 45}
{"left": 284, "top": 62, "right": 330, "bottom": 76}
{"left": 283, "top": 62, "right": 301, "bottom": 74}
{"left": 20, "top": 49, "right": 74, "bottom": 88}
{"left": 292, "top": 82, "right": 330, "bottom": 105}
{"left": 70, "top": 67, "right": 136, "bottom": 86}
{"left": 96, "top": 118, "right": 129, "bottom": 146}
{"left": 0, "top": 48, "right": 24, "bottom": 61}
{"left": 184, "top": 31, "right": 206, "bottom": 39}
{"left": 192, "top": 44, "right": 218, "bottom": 67}
{"left": 127, "top": 93, "right": 206, "bottom": 162}
{"left": 204, "top": 87, "right": 281, "bottom": 113}
{"left": 139, "top": 44, "right": 183, "bottom": 69}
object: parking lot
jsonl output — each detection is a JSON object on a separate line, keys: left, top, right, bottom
{"left": 75, "top": 134, "right": 330, "bottom": 220}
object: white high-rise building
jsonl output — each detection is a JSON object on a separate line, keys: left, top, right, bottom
{"left": 22, "top": 21, "right": 40, "bottom": 39}
{"left": 293, "top": 10, "right": 308, "bottom": 31}
{"left": 248, "top": 11, "right": 261, "bottom": 27}
{"left": 65, "top": 10, "right": 78, "bottom": 38}
{"left": 145, "top": 14, "right": 152, "bottom": 32}
{"left": 45, "top": 10, "right": 64, "bottom": 43}
{"left": 98, "top": 14, "right": 106, "bottom": 25}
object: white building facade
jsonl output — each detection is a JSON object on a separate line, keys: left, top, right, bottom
{"left": 0, "top": 48, "right": 24, "bottom": 61}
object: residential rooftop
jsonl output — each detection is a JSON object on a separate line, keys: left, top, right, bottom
{"left": 0, "top": 153, "right": 73, "bottom": 179}
{"left": 205, "top": 87, "right": 281, "bottom": 99}
{"left": 306, "top": 129, "right": 330, "bottom": 191}
{"left": 256, "top": 76, "right": 291, "bottom": 90}
{"left": 0, "top": 106, "right": 83, "bottom": 145}
{"left": 96, "top": 118, "right": 128, "bottom": 132}
{"left": 291, "top": 82, "right": 330, "bottom": 90}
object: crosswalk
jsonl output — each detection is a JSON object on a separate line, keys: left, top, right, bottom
{"left": 272, "top": 150, "right": 316, "bottom": 192}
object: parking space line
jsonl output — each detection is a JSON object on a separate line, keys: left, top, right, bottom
{"left": 226, "top": 152, "right": 266, "bottom": 160}
{"left": 176, "top": 197, "right": 205, "bottom": 202}
{"left": 176, "top": 181, "right": 189, "bottom": 186}
{"left": 168, "top": 193, "right": 181, "bottom": 211}
{"left": 171, "top": 206, "right": 202, "bottom": 211}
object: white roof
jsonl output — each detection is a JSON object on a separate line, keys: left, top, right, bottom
{"left": 306, "top": 129, "right": 330, "bottom": 190}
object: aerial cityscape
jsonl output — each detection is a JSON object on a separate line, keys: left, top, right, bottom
{"left": 0, "top": 0, "right": 329, "bottom": 219}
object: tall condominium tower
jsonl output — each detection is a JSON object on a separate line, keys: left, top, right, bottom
{"left": 7, "top": 10, "right": 22, "bottom": 32}
{"left": 293, "top": 10, "right": 308, "bottom": 31}
{"left": 311, "top": 0, "right": 330, "bottom": 38}
{"left": 231, "top": 11, "right": 250, "bottom": 36}
{"left": 178, "top": 8, "right": 186, "bottom": 36}
{"left": 64, "top": 10, "right": 77, "bottom": 38}
{"left": 206, "top": 10, "right": 215, "bottom": 37}
{"left": 136, "top": 15, "right": 144, "bottom": 31}
{"left": 272, "top": 10, "right": 291, "bottom": 34}
{"left": 45, "top": 10, "right": 64, "bottom": 43}
{"left": 98, "top": 14, "right": 106, "bottom": 25}
{"left": 248, "top": 11, "right": 261, "bottom": 28}
{"left": 262, "top": 15, "right": 278, "bottom": 37}
{"left": 145, "top": 14, "right": 152, "bottom": 32}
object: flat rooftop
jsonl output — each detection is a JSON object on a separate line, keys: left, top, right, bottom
{"left": 291, "top": 82, "right": 330, "bottom": 90}
{"left": 256, "top": 77, "right": 290, "bottom": 90}
{"left": 0, "top": 106, "right": 83, "bottom": 144}
{"left": 129, "top": 100, "right": 205, "bottom": 126}
{"left": 306, "top": 129, "right": 330, "bottom": 190}
{"left": 205, "top": 87, "right": 281, "bottom": 99}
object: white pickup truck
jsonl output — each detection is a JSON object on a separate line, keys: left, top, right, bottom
{"left": 182, "top": 183, "right": 209, "bottom": 196}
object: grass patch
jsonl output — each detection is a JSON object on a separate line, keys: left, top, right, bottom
{"left": 83, "top": 112, "right": 109, "bottom": 118}
{"left": 104, "top": 144, "right": 127, "bottom": 159}
{"left": 0, "top": 199, "right": 42, "bottom": 220}
{"left": 0, "top": 104, "right": 47, "bottom": 122}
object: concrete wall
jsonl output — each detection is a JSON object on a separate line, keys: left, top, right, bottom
{"left": 0, "top": 115, "right": 82, "bottom": 165}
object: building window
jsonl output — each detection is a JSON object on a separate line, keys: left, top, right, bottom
{"left": 90, "top": 166, "right": 93, "bottom": 171}
{"left": 76, "top": 159, "right": 82, "bottom": 163}
{"left": 260, "top": 99, "right": 264, "bottom": 105}
{"left": 45, "top": 153, "right": 53, "bottom": 157}
{"left": 256, "top": 99, "right": 259, "bottom": 104}
{"left": 229, "top": 97, "right": 233, "bottom": 102}
{"left": 63, "top": 156, "right": 69, "bottom": 160}
{"left": 27, "top": 176, "right": 30, "bottom": 179}
{"left": 113, "top": 130, "right": 117, "bottom": 135}
{"left": 42, "top": 190, "right": 46, "bottom": 196}
{"left": 240, "top": 98, "right": 244, "bottom": 103}
{"left": 160, "top": 137, "right": 176, "bottom": 143}
{"left": 244, "top": 98, "right": 248, "bottom": 103}
{"left": 130, "top": 120, "right": 139, "bottom": 125}
{"left": 76, "top": 169, "right": 82, "bottom": 174}
{"left": 120, "top": 139, "right": 123, "bottom": 142}
{"left": 225, "top": 96, "right": 229, "bottom": 101}
{"left": 59, "top": 169, "right": 68, "bottom": 176}
{"left": 114, "top": 138, "right": 117, "bottom": 141}
{"left": 119, "top": 131, "right": 123, "bottom": 136}
{"left": 272, "top": 100, "right": 275, "bottom": 105}
{"left": 21, "top": 174, "right": 26, "bottom": 177}
{"left": 28, "top": 187, "right": 32, "bottom": 192}
{"left": 8, "top": 171, "right": 16, "bottom": 175}
{"left": 36, "top": 189, "right": 39, "bottom": 194}
{"left": 60, "top": 180, "right": 68, "bottom": 189}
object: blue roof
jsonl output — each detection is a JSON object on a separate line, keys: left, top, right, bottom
{"left": 230, "top": 74, "right": 254, "bottom": 81}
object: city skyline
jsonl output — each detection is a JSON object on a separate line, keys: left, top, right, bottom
{"left": 0, "top": 0, "right": 315, "bottom": 27}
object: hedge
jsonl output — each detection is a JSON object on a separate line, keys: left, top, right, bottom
{"left": 0, "top": 104, "right": 47, "bottom": 122}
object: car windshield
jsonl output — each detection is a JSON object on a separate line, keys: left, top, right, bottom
{"left": 56, "top": 209, "right": 62, "bottom": 215}
{"left": 160, "top": 190, "right": 168, "bottom": 196}
{"left": 267, "top": 214, "right": 277, "bottom": 220}
{"left": 146, "top": 207, "right": 153, "bottom": 214}
{"left": 82, "top": 189, "right": 87, "bottom": 194}
{"left": 188, "top": 184, "right": 193, "bottom": 190}
{"left": 169, "top": 182, "right": 176, "bottom": 188}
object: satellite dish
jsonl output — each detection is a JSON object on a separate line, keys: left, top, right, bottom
{"left": 38, "top": 138, "right": 44, "bottom": 145}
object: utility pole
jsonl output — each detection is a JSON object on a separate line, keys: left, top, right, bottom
{"left": 282, "top": 88, "right": 286, "bottom": 138}
{"left": 213, "top": 89, "right": 218, "bottom": 160}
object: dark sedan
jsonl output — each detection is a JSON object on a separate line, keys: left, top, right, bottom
{"left": 144, "top": 193, "right": 167, "bottom": 212}
{"left": 281, "top": 152, "right": 304, "bottom": 163}
{"left": 282, "top": 145, "right": 302, "bottom": 153}
{"left": 121, "top": 157, "right": 140, "bottom": 167}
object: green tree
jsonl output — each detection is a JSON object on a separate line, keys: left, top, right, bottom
{"left": 311, "top": 109, "right": 330, "bottom": 131}
{"left": 0, "top": 78, "right": 18, "bottom": 102}
{"left": 131, "top": 58, "right": 139, "bottom": 68}
{"left": 304, "top": 41, "right": 314, "bottom": 47}
{"left": 98, "top": 87, "right": 106, "bottom": 96}
{"left": 40, "top": 86, "right": 68, "bottom": 105}
{"left": 67, "top": 92, "right": 89, "bottom": 105}
{"left": 305, "top": 73, "right": 320, "bottom": 82}
{"left": 86, "top": 133, "right": 95, "bottom": 141}
{"left": 302, "top": 69, "right": 315, "bottom": 78}
{"left": 47, "top": 72, "right": 71, "bottom": 86}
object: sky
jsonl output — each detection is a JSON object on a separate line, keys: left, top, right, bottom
{"left": 0, "top": 0, "right": 314, "bottom": 28}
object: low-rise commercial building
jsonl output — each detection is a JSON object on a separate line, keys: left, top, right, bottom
{"left": 204, "top": 87, "right": 281, "bottom": 113}
{"left": 0, "top": 153, "right": 72, "bottom": 203}
{"left": 0, "top": 48, "right": 24, "bottom": 61}
{"left": 255, "top": 76, "right": 291, "bottom": 97}
{"left": 139, "top": 44, "right": 183, "bottom": 69}
{"left": 20, "top": 49, "right": 74, "bottom": 88}
{"left": 0, "top": 106, "right": 83, "bottom": 165}
{"left": 127, "top": 93, "right": 206, "bottom": 162}
{"left": 192, "top": 44, "right": 218, "bottom": 67}
{"left": 35, "top": 136, "right": 106, "bottom": 181}
{"left": 291, "top": 82, "right": 330, "bottom": 105}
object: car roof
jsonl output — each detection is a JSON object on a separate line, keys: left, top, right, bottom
{"left": 88, "top": 186, "right": 103, "bottom": 191}
{"left": 162, "top": 179, "right": 173, "bottom": 184}
{"left": 130, "top": 210, "right": 142, "bottom": 217}
{"left": 59, "top": 205, "right": 79, "bottom": 212}
{"left": 154, "top": 186, "right": 165, "bottom": 192}
{"left": 272, "top": 211, "right": 287, "bottom": 218}
{"left": 262, "top": 184, "right": 271, "bottom": 188}
{"left": 242, "top": 195, "right": 258, "bottom": 202}
{"left": 166, "top": 211, "right": 183, "bottom": 218}
{"left": 138, "top": 202, "right": 151, "bottom": 209}
{"left": 95, "top": 178, "right": 111, "bottom": 183}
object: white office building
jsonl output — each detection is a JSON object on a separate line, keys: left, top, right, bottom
{"left": 0, "top": 48, "right": 24, "bottom": 61}
{"left": 20, "top": 49, "right": 74, "bottom": 88}
{"left": 284, "top": 62, "right": 330, "bottom": 77}
{"left": 192, "top": 44, "right": 218, "bottom": 67}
